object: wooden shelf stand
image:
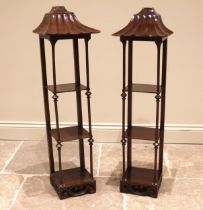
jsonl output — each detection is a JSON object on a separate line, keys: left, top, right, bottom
{"left": 34, "top": 6, "right": 100, "bottom": 199}
{"left": 119, "top": 37, "right": 168, "bottom": 198}
{"left": 113, "top": 7, "right": 173, "bottom": 198}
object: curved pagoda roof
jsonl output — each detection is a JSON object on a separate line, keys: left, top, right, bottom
{"left": 33, "top": 6, "right": 100, "bottom": 35}
{"left": 113, "top": 8, "right": 173, "bottom": 38}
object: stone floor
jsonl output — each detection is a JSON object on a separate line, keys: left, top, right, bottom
{"left": 0, "top": 139, "right": 203, "bottom": 210}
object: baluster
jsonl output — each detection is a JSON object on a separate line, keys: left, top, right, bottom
{"left": 121, "top": 38, "right": 127, "bottom": 178}
{"left": 51, "top": 40, "right": 63, "bottom": 185}
{"left": 85, "top": 37, "right": 94, "bottom": 179}
{"left": 153, "top": 40, "right": 162, "bottom": 185}
{"left": 127, "top": 40, "right": 133, "bottom": 169}
{"left": 39, "top": 38, "right": 55, "bottom": 174}
{"left": 73, "top": 38, "right": 85, "bottom": 171}
{"left": 159, "top": 39, "right": 168, "bottom": 173}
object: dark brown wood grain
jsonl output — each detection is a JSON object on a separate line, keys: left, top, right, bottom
{"left": 51, "top": 126, "right": 90, "bottom": 142}
{"left": 125, "top": 84, "right": 162, "bottom": 93}
{"left": 33, "top": 6, "right": 100, "bottom": 35}
{"left": 120, "top": 167, "right": 162, "bottom": 198}
{"left": 126, "top": 126, "right": 160, "bottom": 141}
{"left": 113, "top": 8, "right": 173, "bottom": 37}
{"left": 50, "top": 167, "right": 96, "bottom": 199}
{"left": 48, "top": 83, "right": 87, "bottom": 93}
{"left": 51, "top": 167, "right": 93, "bottom": 187}
{"left": 126, "top": 167, "right": 160, "bottom": 186}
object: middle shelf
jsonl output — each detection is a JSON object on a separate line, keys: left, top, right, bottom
{"left": 125, "top": 126, "right": 160, "bottom": 141}
{"left": 51, "top": 126, "right": 90, "bottom": 142}
{"left": 48, "top": 83, "right": 87, "bottom": 93}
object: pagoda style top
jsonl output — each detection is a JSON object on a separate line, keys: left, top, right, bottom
{"left": 113, "top": 8, "right": 173, "bottom": 38}
{"left": 33, "top": 6, "right": 100, "bottom": 35}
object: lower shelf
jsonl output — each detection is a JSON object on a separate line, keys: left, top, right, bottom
{"left": 50, "top": 167, "right": 96, "bottom": 199}
{"left": 120, "top": 167, "right": 162, "bottom": 198}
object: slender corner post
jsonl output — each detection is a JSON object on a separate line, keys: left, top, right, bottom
{"left": 39, "top": 37, "right": 55, "bottom": 174}
{"left": 153, "top": 39, "right": 162, "bottom": 185}
{"left": 84, "top": 36, "right": 94, "bottom": 178}
{"left": 73, "top": 38, "right": 85, "bottom": 171}
{"left": 159, "top": 39, "right": 168, "bottom": 173}
{"left": 51, "top": 39, "right": 63, "bottom": 185}
{"left": 127, "top": 40, "right": 133, "bottom": 169}
{"left": 51, "top": 40, "right": 60, "bottom": 142}
{"left": 120, "top": 38, "right": 127, "bottom": 178}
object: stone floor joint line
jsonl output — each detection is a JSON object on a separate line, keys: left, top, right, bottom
{"left": 96, "top": 143, "right": 102, "bottom": 176}
{"left": 123, "top": 193, "right": 127, "bottom": 210}
{"left": 8, "top": 176, "right": 27, "bottom": 210}
{"left": 1, "top": 141, "right": 24, "bottom": 173}
{"left": 164, "top": 149, "right": 172, "bottom": 178}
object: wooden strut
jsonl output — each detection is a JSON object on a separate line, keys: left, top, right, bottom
{"left": 127, "top": 40, "right": 133, "bottom": 169}
{"left": 153, "top": 40, "right": 162, "bottom": 185}
{"left": 73, "top": 38, "right": 85, "bottom": 171}
{"left": 121, "top": 38, "right": 127, "bottom": 179}
{"left": 84, "top": 37, "right": 94, "bottom": 179}
{"left": 51, "top": 40, "right": 63, "bottom": 185}
{"left": 39, "top": 38, "right": 55, "bottom": 174}
{"left": 159, "top": 39, "right": 168, "bottom": 173}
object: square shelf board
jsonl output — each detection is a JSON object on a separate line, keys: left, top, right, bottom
{"left": 48, "top": 83, "right": 87, "bottom": 93}
{"left": 51, "top": 126, "right": 90, "bottom": 142}
{"left": 126, "top": 126, "right": 160, "bottom": 141}
{"left": 125, "top": 84, "right": 162, "bottom": 94}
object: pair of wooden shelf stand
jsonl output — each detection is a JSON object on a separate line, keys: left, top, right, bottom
{"left": 33, "top": 6, "right": 173, "bottom": 199}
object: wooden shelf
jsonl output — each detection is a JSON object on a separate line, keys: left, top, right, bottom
{"left": 48, "top": 83, "right": 87, "bottom": 93}
{"left": 126, "top": 126, "right": 160, "bottom": 141}
{"left": 125, "top": 167, "right": 160, "bottom": 186}
{"left": 125, "top": 84, "right": 162, "bottom": 93}
{"left": 51, "top": 167, "right": 93, "bottom": 187}
{"left": 51, "top": 126, "right": 90, "bottom": 142}
{"left": 120, "top": 167, "right": 162, "bottom": 197}
{"left": 50, "top": 167, "right": 96, "bottom": 199}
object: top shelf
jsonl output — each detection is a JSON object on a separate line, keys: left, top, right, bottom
{"left": 125, "top": 84, "right": 162, "bottom": 94}
{"left": 48, "top": 83, "right": 87, "bottom": 93}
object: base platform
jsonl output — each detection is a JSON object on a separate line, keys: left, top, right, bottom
{"left": 120, "top": 167, "right": 162, "bottom": 198}
{"left": 50, "top": 167, "right": 96, "bottom": 199}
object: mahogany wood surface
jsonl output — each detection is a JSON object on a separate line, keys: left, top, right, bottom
{"left": 51, "top": 126, "right": 90, "bottom": 142}
{"left": 125, "top": 84, "right": 162, "bottom": 93}
{"left": 126, "top": 126, "right": 160, "bottom": 141}
{"left": 48, "top": 83, "right": 87, "bottom": 93}
{"left": 51, "top": 167, "right": 92, "bottom": 187}
{"left": 126, "top": 167, "right": 160, "bottom": 186}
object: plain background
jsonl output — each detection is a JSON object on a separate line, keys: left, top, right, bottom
{"left": 0, "top": 0, "right": 203, "bottom": 136}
